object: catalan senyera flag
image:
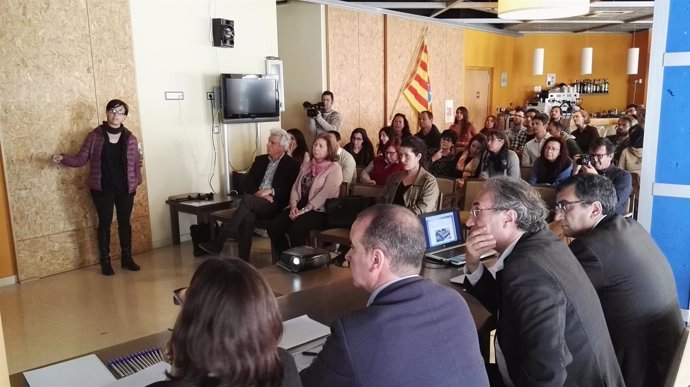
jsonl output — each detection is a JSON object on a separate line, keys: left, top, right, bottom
{"left": 403, "top": 41, "right": 432, "bottom": 113}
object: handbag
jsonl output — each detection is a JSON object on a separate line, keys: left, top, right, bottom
{"left": 325, "top": 195, "right": 376, "bottom": 228}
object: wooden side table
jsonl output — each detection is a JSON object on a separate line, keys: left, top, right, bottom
{"left": 165, "top": 193, "right": 235, "bottom": 245}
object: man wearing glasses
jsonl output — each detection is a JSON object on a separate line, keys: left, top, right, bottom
{"left": 573, "top": 137, "right": 632, "bottom": 215}
{"left": 555, "top": 174, "right": 683, "bottom": 387}
{"left": 462, "top": 176, "right": 623, "bottom": 387}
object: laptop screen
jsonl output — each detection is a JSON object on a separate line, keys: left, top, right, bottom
{"left": 419, "top": 209, "right": 463, "bottom": 252}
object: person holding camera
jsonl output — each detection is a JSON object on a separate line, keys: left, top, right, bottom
{"left": 573, "top": 137, "right": 632, "bottom": 215}
{"left": 308, "top": 91, "right": 341, "bottom": 135}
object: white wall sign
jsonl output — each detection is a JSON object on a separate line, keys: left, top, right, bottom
{"left": 500, "top": 72, "right": 508, "bottom": 87}
{"left": 444, "top": 99, "right": 454, "bottom": 123}
{"left": 546, "top": 73, "right": 556, "bottom": 87}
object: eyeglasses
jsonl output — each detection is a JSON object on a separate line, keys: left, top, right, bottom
{"left": 470, "top": 206, "right": 503, "bottom": 218}
{"left": 108, "top": 109, "right": 126, "bottom": 117}
{"left": 554, "top": 200, "right": 589, "bottom": 213}
{"left": 441, "top": 137, "right": 454, "bottom": 142}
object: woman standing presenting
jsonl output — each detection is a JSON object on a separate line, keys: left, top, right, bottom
{"left": 53, "top": 99, "right": 142, "bottom": 276}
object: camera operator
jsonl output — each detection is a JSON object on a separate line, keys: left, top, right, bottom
{"left": 573, "top": 137, "right": 632, "bottom": 215}
{"left": 308, "top": 91, "right": 341, "bottom": 135}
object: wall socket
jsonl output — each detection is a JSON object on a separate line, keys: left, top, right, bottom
{"left": 213, "top": 125, "right": 220, "bottom": 134}
{"left": 206, "top": 92, "right": 214, "bottom": 100}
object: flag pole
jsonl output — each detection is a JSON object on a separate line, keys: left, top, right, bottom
{"left": 388, "top": 27, "right": 429, "bottom": 122}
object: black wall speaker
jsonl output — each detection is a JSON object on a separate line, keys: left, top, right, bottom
{"left": 212, "top": 18, "right": 234, "bottom": 48}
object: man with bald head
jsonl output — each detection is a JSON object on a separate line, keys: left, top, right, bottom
{"left": 300, "top": 204, "right": 488, "bottom": 387}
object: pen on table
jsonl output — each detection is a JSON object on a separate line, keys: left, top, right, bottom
{"left": 126, "top": 355, "right": 142, "bottom": 372}
{"left": 144, "top": 349, "right": 157, "bottom": 364}
{"left": 137, "top": 351, "right": 153, "bottom": 367}
{"left": 301, "top": 351, "right": 319, "bottom": 356}
{"left": 108, "top": 361, "right": 124, "bottom": 378}
{"left": 132, "top": 354, "right": 147, "bottom": 369}
{"left": 116, "top": 358, "right": 134, "bottom": 375}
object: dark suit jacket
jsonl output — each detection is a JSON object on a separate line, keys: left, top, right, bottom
{"left": 243, "top": 154, "right": 300, "bottom": 211}
{"left": 569, "top": 214, "right": 684, "bottom": 387}
{"left": 300, "top": 277, "right": 489, "bottom": 387}
{"left": 466, "top": 229, "right": 624, "bottom": 387}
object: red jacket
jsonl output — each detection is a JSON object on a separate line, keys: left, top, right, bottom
{"left": 61, "top": 125, "right": 142, "bottom": 193}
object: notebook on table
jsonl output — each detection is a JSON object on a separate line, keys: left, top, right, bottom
{"left": 419, "top": 209, "right": 467, "bottom": 266}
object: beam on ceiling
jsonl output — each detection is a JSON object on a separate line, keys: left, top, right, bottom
{"left": 446, "top": 18, "right": 521, "bottom": 24}
{"left": 350, "top": 2, "right": 445, "bottom": 8}
{"left": 589, "top": 1, "right": 655, "bottom": 9}
{"left": 573, "top": 14, "right": 655, "bottom": 33}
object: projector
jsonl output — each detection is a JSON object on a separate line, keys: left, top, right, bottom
{"left": 277, "top": 246, "right": 332, "bottom": 273}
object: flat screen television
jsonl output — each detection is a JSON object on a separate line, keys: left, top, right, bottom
{"left": 220, "top": 73, "right": 279, "bottom": 124}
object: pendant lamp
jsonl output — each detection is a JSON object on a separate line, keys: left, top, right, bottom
{"left": 533, "top": 48, "right": 544, "bottom": 75}
{"left": 627, "top": 47, "right": 639, "bottom": 75}
{"left": 498, "top": 0, "right": 589, "bottom": 20}
{"left": 581, "top": 47, "right": 593, "bottom": 75}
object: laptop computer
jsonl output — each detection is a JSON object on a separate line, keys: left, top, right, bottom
{"left": 419, "top": 209, "right": 467, "bottom": 266}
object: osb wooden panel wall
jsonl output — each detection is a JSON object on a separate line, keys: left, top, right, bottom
{"left": 326, "top": 7, "right": 385, "bottom": 143}
{"left": 386, "top": 17, "right": 464, "bottom": 133}
{"left": 0, "top": 0, "right": 152, "bottom": 281}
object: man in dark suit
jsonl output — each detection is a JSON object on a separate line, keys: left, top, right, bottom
{"left": 556, "top": 174, "right": 684, "bottom": 387}
{"left": 463, "top": 176, "right": 624, "bottom": 387}
{"left": 200, "top": 128, "right": 299, "bottom": 260}
{"left": 300, "top": 204, "right": 489, "bottom": 387}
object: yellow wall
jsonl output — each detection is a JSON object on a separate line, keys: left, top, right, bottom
{"left": 465, "top": 30, "right": 637, "bottom": 114}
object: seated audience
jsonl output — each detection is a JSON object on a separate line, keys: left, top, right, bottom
{"left": 149, "top": 258, "right": 301, "bottom": 387}
{"left": 529, "top": 137, "right": 572, "bottom": 186}
{"left": 267, "top": 133, "right": 343, "bottom": 256}
{"left": 574, "top": 137, "right": 632, "bottom": 215}
{"left": 507, "top": 107, "right": 527, "bottom": 147}
{"left": 429, "top": 129, "right": 460, "bottom": 178}
{"left": 521, "top": 113, "right": 551, "bottom": 167}
{"left": 361, "top": 137, "right": 404, "bottom": 186}
{"left": 391, "top": 113, "right": 412, "bottom": 139}
{"left": 606, "top": 115, "right": 637, "bottom": 165}
{"left": 550, "top": 105, "right": 571, "bottom": 128}
{"left": 327, "top": 130, "right": 356, "bottom": 184}
{"left": 300, "top": 205, "right": 489, "bottom": 387}
{"left": 479, "top": 115, "right": 496, "bottom": 136}
{"left": 376, "top": 126, "right": 393, "bottom": 156}
{"left": 479, "top": 130, "right": 520, "bottom": 179}
{"left": 555, "top": 174, "right": 684, "bottom": 387}
{"left": 618, "top": 135, "right": 643, "bottom": 175}
{"left": 448, "top": 106, "right": 477, "bottom": 150}
{"left": 344, "top": 127, "right": 375, "bottom": 167}
{"left": 571, "top": 109, "right": 599, "bottom": 152}
{"left": 547, "top": 120, "right": 581, "bottom": 157}
{"left": 287, "top": 128, "right": 310, "bottom": 165}
{"left": 200, "top": 129, "right": 300, "bottom": 259}
{"left": 463, "top": 176, "right": 624, "bottom": 387}
{"left": 415, "top": 110, "right": 441, "bottom": 150}
{"left": 456, "top": 133, "right": 487, "bottom": 188}
{"left": 380, "top": 136, "right": 439, "bottom": 215}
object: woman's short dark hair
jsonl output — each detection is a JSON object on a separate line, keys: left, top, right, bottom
{"left": 440, "top": 129, "right": 458, "bottom": 144}
{"left": 313, "top": 132, "right": 340, "bottom": 162}
{"left": 169, "top": 258, "right": 283, "bottom": 387}
{"left": 400, "top": 136, "right": 429, "bottom": 169}
{"left": 392, "top": 113, "right": 412, "bottom": 137}
{"left": 485, "top": 130, "right": 511, "bottom": 173}
{"left": 106, "top": 99, "right": 129, "bottom": 116}
{"left": 486, "top": 130, "right": 510, "bottom": 152}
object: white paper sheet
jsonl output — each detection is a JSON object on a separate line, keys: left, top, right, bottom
{"left": 279, "top": 315, "right": 330, "bottom": 350}
{"left": 102, "top": 362, "right": 170, "bottom": 387}
{"left": 24, "top": 354, "right": 116, "bottom": 387}
{"left": 450, "top": 273, "right": 466, "bottom": 285}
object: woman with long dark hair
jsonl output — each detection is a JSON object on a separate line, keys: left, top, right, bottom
{"left": 479, "top": 115, "right": 496, "bottom": 136}
{"left": 53, "top": 99, "right": 142, "bottom": 276}
{"left": 429, "top": 130, "right": 460, "bottom": 178}
{"left": 479, "top": 130, "right": 520, "bottom": 179}
{"left": 376, "top": 126, "right": 393, "bottom": 156}
{"left": 390, "top": 113, "right": 412, "bottom": 139}
{"left": 344, "top": 127, "right": 375, "bottom": 167}
{"left": 380, "top": 136, "right": 439, "bottom": 215}
{"left": 529, "top": 137, "right": 573, "bottom": 186}
{"left": 448, "top": 106, "right": 477, "bottom": 150}
{"left": 150, "top": 258, "right": 301, "bottom": 387}
{"left": 287, "top": 128, "right": 310, "bottom": 165}
{"left": 456, "top": 133, "right": 487, "bottom": 189}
